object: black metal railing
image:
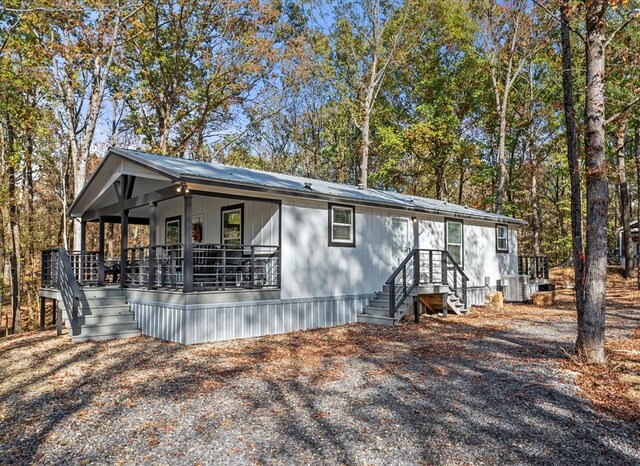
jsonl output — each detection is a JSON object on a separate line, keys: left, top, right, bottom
{"left": 192, "top": 244, "right": 280, "bottom": 289}
{"left": 122, "top": 243, "right": 280, "bottom": 291}
{"left": 518, "top": 255, "right": 549, "bottom": 279}
{"left": 43, "top": 243, "right": 281, "bottom": 292}
{"left": 386, "top": 249, "right": 468, "bottom": 318}
{"left": 41, "top": 248, "right": 81, "bottom": 336}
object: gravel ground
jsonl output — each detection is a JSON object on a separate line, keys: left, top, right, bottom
{"left": 1, "top": 290, "right": 639, "bottom": 466}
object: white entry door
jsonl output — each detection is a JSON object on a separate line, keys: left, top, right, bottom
{"left": 391, "top": 217, "right": 410, "bottom": 268}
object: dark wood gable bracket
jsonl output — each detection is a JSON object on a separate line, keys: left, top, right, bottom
{"left": 83, "top": 185, "right": 179, "bottom": 221}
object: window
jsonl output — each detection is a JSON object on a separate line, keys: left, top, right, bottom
{"left": 329, "top": 204, "right": 355, "bottom": 247}
{"left": 496, "top": 224, "right": 509, "bottom": 252}
{"left": 221, "top": 205, "right": 243, "bottom": 245}
{"left": 165, "top": 216, "right": 181, "bottom": 244}
{"left": 446, "top": 220, "right": 463, "bottom": 265}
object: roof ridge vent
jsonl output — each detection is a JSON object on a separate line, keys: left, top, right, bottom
{"left": 304, "top": 182, "right": 312, "bottom": 190}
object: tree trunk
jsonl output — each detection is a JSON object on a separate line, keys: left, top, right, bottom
{"left": 359, "top": 104, "right": 371, "bottom": 188}
{"left": 5, "top": 115, "right": 20, "bottom": 334}
{"left": 561, "top": 0, "right": 588, "bottom": 355}
{"left": 531, "top": 166, "right": 541, "bottom": 256}
{"left": 579, "top": 0, "right": 608, "bottom": 364}
{"left": 435, "top": 164, "right": 445, "bottom": 201}
{"left": 561, "top": 0, "right": 586, "bottom": 318}
{"left": 616, "top": 119, "right": 633, "bottom": 277}
{"left": 359, "top": 54, "right": 377, "bottom": 189}
{"left": 635, "top": 124, "right": 640, "bottom": 288}
{"left": 495, "top": 98, "right": 509, "bottom": 215}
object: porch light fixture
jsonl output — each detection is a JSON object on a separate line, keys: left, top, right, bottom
{"left": 176, "top": 182, "right": 189, "bottom": 194}
{"left": 412, "top": 217, "right": 417, "bottom": 223}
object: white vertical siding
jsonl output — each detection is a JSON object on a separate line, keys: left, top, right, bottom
{"left": 155, "top": 196, "right": 279, "bottom": 245}
{"left": 418, "top": 215, "right": 445, "bottom": 249}
{"left": 464, "top": 220, "right": 517, "bottom": 287}
{"left": 280, "top": 200, "right": 416, "bottom": 299}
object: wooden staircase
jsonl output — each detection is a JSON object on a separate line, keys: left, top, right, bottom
{"left": 358, "top": 249, "right": 468, "bottom": 326}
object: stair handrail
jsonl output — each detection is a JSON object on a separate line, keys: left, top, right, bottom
{"left": 57, "top": 248, "right": 82, "bottom": 336}
{"left": 385, "top": 249, "right": 420, "bottom": 318}
{"left": 442, "top": 250, "right": 468, "bottom": 308}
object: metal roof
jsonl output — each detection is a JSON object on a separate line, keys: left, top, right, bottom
{"left": 107, "top": 147, "right": 527, "bottom": 225}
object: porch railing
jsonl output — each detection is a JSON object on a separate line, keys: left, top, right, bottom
{"left": 43, "top": 244, "right": 281, "bottom": 292}
{"left": 41, "top": 248, "right": 81, "bottom": 336}
{"left": 518, "top": 255, "right": 549, "bottom": 280}
{"left": 41, "top": 249, "right": 103, "bottom": 287}
{"left": 123, "top": 243, "right": 280, "bottom": 291}
{"left": 386, "top": 249, "right": 468, "bottom": 318}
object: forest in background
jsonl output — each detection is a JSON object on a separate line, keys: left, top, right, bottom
{"left": 1, "top": 0, "right": 639, "bottom": 337}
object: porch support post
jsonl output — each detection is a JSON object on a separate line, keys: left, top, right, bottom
{"left": 120, "top": 210, "right": 129, "bottom": 288}
{"left": 98, "top": 217, "right": 105, "bottom": 286}
{"left": 148, "top": 202, "right": 157, "bottom": 289}
{"left": 39, "top": 297, "right": 46, "bottom": 331}
{"left": 183, "top": 194, "right": 193, "bottom": 292}
{"left": 56, "top": 303, "right": 62, "bottom": 336}
{"left": 52, "top": 299, "right": 57, "bottom": 325}
{"left": 80, "top": 220, "right": 87, "bottom": 251}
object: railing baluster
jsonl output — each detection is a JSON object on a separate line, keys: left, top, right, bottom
{"left": 441, "top": 253, "right": 448, "bottom": 285}
{"left": 250, "top": 246, "right": 255, "bottom": 288}
{"left": 428, "top": 250, "right": 433, "bottom": 282}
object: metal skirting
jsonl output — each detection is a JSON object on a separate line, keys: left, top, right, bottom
{"left": 465, "top": 287, "right": 486, "bottom": 307}
{"left": 130, "top": 294, "right": 372, "bottom": 344}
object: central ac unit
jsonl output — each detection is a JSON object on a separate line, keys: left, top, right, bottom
{"left": 497, "top": 275, "right": 531, "bottom": 302}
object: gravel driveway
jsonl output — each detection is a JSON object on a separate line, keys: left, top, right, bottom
{"left": 1, "top": 292, "right": 639, "bottom": 465}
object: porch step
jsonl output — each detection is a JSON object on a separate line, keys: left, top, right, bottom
{"left": 72, "top": 321, "right": 140, "bottom": 338}
{"left": 60, "top": 286, "right": 141, "bottom": 342}
{"left": 358, "top": 283, "right": 467, "bottom": 325}
{"left": 72, "top": 329, "right": 141, "bottom": 343}
{"left": 78, "top": 296, "right": 129, "bottom": 307}
{"left": 78, "top": 313, "right": 136, "bottom": 326}
{"left": 77, "top": 287, "right": 125, "bottom": 299}
{"left": 78, "top": 304, "right": 132, "bottom": 315}
{"left": 357, "top": 313, "right": 398, "bottom": 326}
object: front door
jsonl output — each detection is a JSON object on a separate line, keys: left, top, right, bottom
{"left": 391, "top": 217, "right": 410, "bottom": 268}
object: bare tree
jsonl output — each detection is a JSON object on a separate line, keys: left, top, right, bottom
{"left": 32, "top": 2, "right": 137, "bottom": 250}
{"left": 328, "top": 0, "right": 405, "bottom": 188}
{"left": 475, "top": 0, "right": 539, "bottom": 214}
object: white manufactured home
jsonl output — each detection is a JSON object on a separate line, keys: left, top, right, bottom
{"left": 39, "top": 148, "right": 547, "bottom": 343}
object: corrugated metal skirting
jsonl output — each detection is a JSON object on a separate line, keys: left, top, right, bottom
{"left": 130, "top": 295, "right": 370, "bottom": 345}
{"left": 465, "top": 287, "right": 487, "bottom": 307}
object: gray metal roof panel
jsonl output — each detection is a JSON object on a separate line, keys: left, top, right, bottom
{"left": 110, "top": 147, "right": 527, "bottom": 225}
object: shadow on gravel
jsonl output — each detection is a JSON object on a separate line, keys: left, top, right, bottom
{"left": 1, "top": 312, "right": 639, "bottom": 465}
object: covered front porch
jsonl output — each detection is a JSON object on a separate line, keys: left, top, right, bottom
{"left": 42, "top": 161, "right": 281, "bottom": 294}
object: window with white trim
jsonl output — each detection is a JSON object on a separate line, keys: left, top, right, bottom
{"left": 329, "top": 204, "right": 355, "bottom": 247}
{"left": 496, "top": 224, "right": 509, "bottom": 252}
{"left": 446, "top": 220, "right": 463, "bottom": 265}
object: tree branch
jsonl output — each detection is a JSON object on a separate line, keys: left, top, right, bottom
{"left": 531, "top": 0, "right": 585, "bottom": 43}
{"left": 605, "top": 95, "right": 640, "bottom": 126}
